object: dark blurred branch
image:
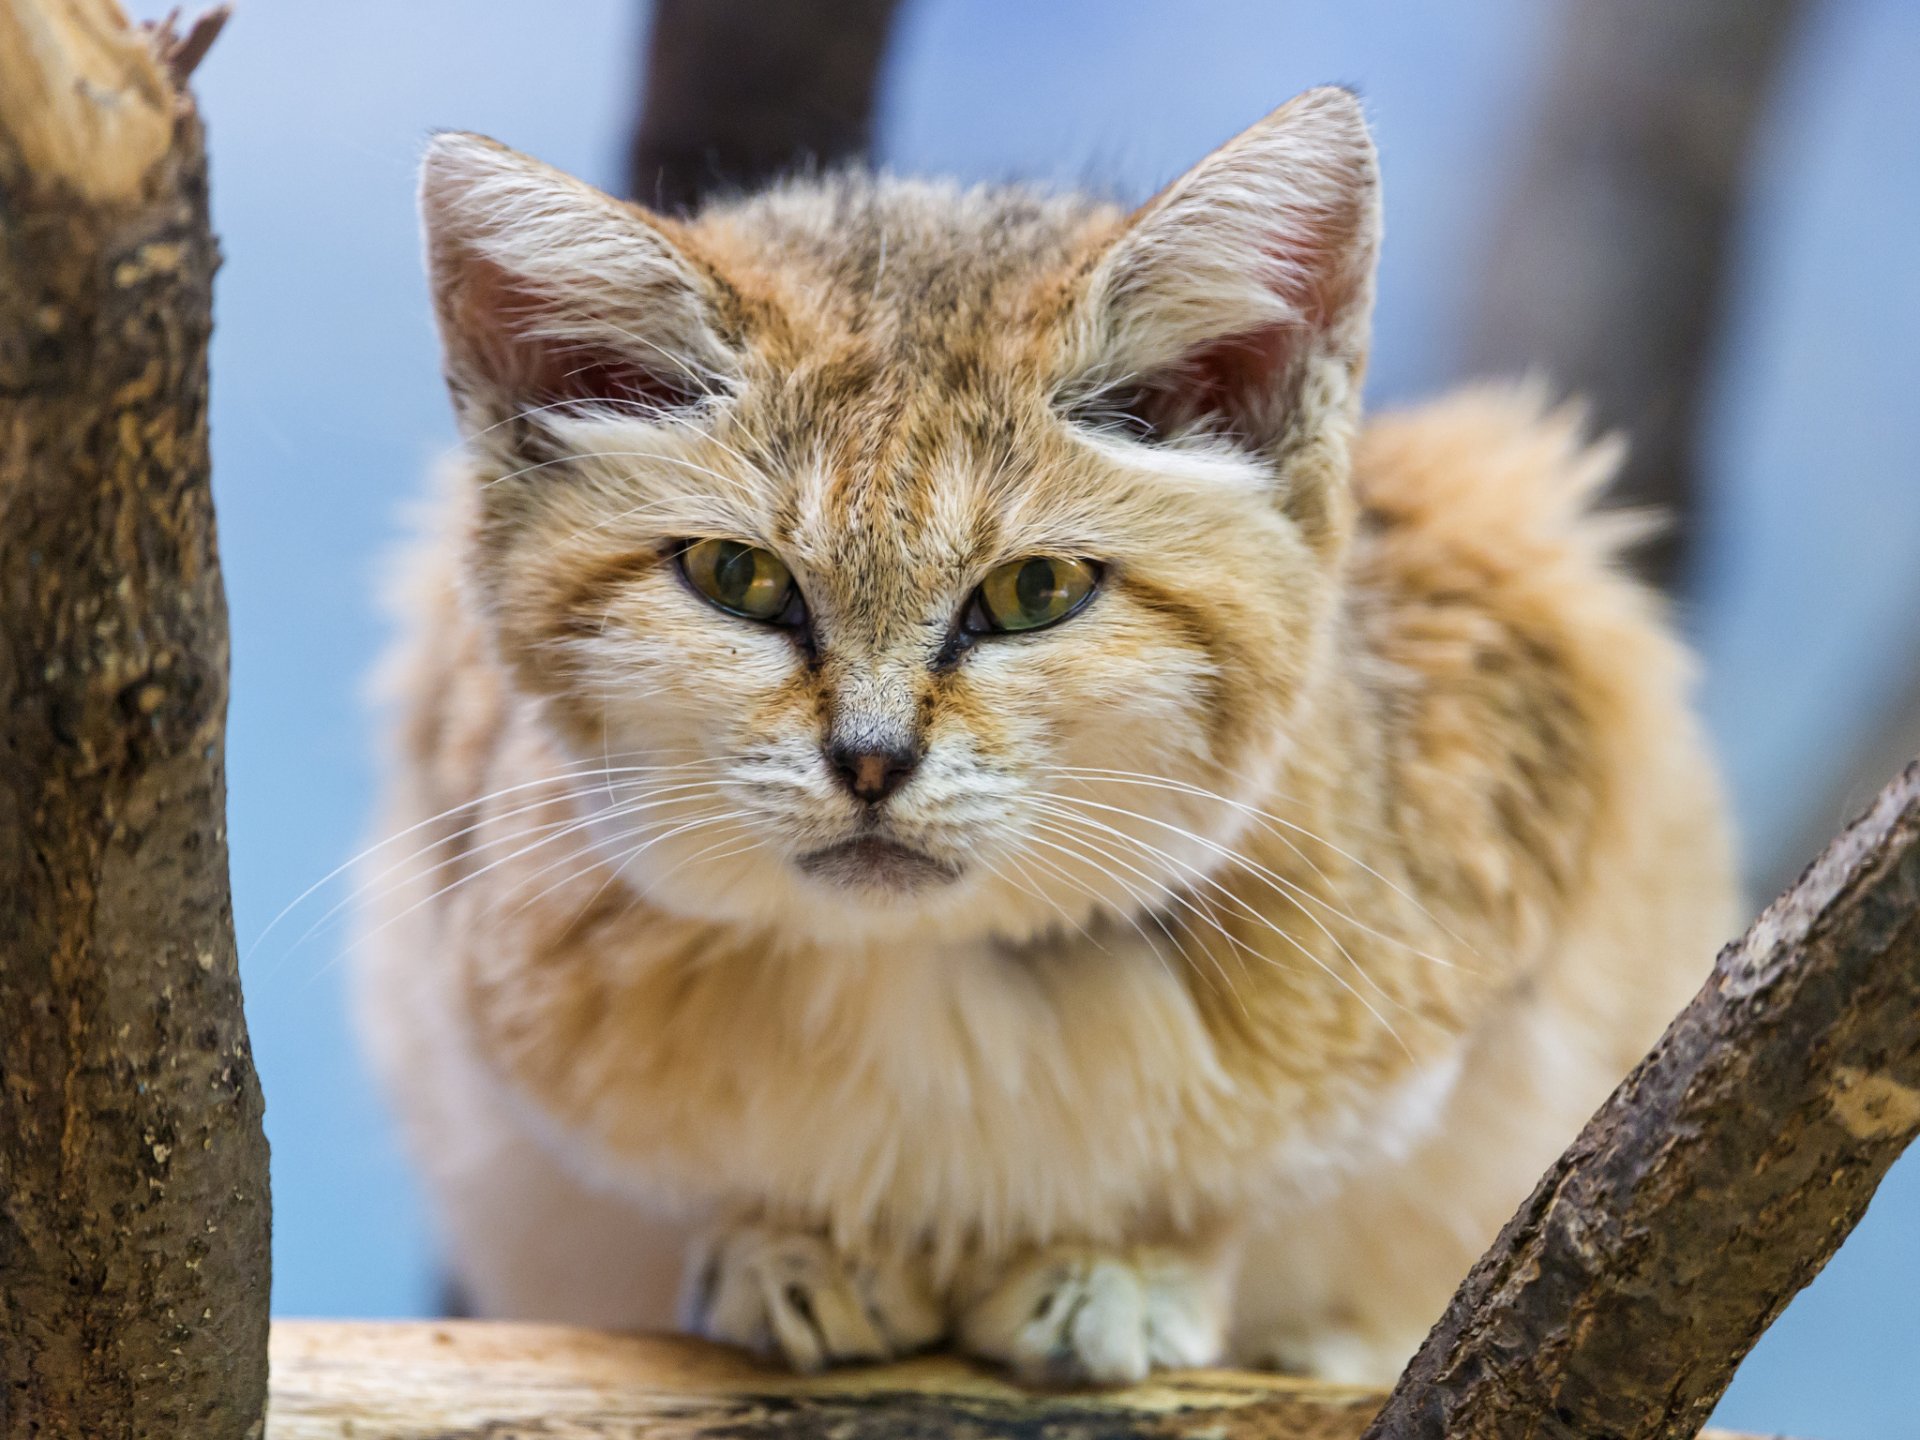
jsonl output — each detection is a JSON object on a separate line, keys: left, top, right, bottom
{"left": 1465, "top": 0, "right": 1807, "bottom": 591}
{"left": 628, "top": 0, "right": 903, "bottom": 213}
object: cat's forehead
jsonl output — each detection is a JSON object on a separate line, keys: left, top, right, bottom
{"left": 693, "top": 173, "right": 1119, "bottom": 346}
{"left": 753, "top": 391, "right": 1023, "bottom": 607}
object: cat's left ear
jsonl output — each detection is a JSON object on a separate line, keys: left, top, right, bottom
{"left": 1066, "top": 88, "right": 1379, "bottom": 522}
{"left": 418, "top": 133, "right": 739, "bottom": 444}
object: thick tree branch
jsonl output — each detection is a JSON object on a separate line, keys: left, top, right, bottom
{"left": 1362, "top": 758, "right": 1920, "bottom": 1440}
{"left": 0, "top": 2, "right": 268, "bottom": 1437}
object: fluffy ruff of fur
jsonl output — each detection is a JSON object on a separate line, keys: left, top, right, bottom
{"left": 357, "top": 90, "right": 1735, "bottom": 1386}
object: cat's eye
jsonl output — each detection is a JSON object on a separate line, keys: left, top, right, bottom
{"left": 970, "top": 556, "right": 1100, "bottom": 634}
{"left": 679, "top": 538, "right": 800, "bottom": 624}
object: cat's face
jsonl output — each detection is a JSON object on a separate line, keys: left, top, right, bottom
{"left": 420, "top": 90, "right": 1379, "bottom": 946}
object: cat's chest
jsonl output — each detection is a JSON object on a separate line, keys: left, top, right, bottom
{"left": 548, "top": 935, "right": 1262, "bottom": 1238}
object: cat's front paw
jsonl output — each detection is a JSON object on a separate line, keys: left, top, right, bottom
{"left": 680, "top": 1223, "right": 944, "bottom": 1372}
{"left": 957, "top": 1244, "right": 1227, "bottom": 1386}
{"left": 1240, "top": 1323, "right": 1419, "bottom": 1388}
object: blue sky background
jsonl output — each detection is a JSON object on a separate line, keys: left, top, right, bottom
{"left": 123, "top": 3, "right": 1920, "bottom": 1436}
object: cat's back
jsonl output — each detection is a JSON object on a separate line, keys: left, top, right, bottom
{"left": 1347, "top": 383, "right": 1736, "bottom": 1056}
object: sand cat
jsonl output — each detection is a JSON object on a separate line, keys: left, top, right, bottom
{"left": 356, "top": 88, "right": 1735, "bottom": 1384}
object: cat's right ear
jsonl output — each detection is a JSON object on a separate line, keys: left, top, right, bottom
{"left": 418, "top": 133, "right": 739, "bottom": 443}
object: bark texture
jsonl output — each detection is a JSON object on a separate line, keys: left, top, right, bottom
{"left": 0, "top": 4, "right": 268, "bottom": 1438}
{"left": 1362, "top": 760, "right": 1920, "bottom": 1440}
{"left": 267, "top": 1321, "right": 1766, "bottom": 1440}
{"left": 1464, "top": 0, "right": 1806, "bottom": 590}
{"left": 627, "top": 0, "right": 903, "bottom": 213}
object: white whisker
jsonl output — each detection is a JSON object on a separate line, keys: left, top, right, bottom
{"left": 1041, "top": 764, "right": 1478, "bottom": 962}
{"left": 248, "top": 754, "right": 726, "bottom": 960}
{"left": 1029, "top": 811, "right": 1410, "bottom": 1056}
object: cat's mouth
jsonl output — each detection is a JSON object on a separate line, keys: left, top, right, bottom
{"left": 795, "top": 836, "right": 962, "bottom": 894}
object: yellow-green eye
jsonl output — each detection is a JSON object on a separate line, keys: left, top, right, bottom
{"left": 973, "top": 556, "right": 1100, "bottom": 634}
{"left": 679, "top": 538, "right": 798, "bottom": 622}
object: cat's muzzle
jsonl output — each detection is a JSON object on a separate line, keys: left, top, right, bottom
{"left": 795, "top": 835, "right": 962, "bottom": 894}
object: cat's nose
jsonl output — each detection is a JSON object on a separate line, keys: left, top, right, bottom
{"left": 826, "top": 741, "right": 921, "bottom": 804}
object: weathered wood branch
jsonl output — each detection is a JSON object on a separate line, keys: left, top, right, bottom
{"left": 265, "top": 1321, "right": 1764, "bottom": 1440}
{"left": 627, "top": 0, "right": 903, "bottom": 213}
{"left": 1362, "top": 759, "right": 1920, "bottom": 1440}
{"left": 0, "top": 2, "right": 267, "bottom": 1437}
{"left": 1463, "top": 0, "right": 1806, "bottom": 590}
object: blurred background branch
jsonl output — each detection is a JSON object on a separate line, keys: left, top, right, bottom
{"left": 1464, "top": 0, "right": 1809, "bottom": 592}
{"left": 627, "top": 0, "right": 903, "bottom": 212}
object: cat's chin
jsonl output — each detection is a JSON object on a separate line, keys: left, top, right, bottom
{"left": 794, "top": 836, "right": 964, "bottom": 897}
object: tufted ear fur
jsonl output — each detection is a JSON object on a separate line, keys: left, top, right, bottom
{"left": 419, "top": 133, "right": 739, "bottom": 446}
{"left": 1066, "top": 88, "right": 1380, "bottom": 494}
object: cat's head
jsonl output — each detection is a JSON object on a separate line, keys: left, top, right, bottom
{"left": 418, "top": 88, "right": 1379, "bottom": 947}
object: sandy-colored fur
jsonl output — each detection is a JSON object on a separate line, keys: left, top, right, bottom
{"left": 357, "top": 91, "right": 1734, "bottom": 1385}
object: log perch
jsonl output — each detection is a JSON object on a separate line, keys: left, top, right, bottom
{"left": 263, "top": 1322, "right": 1762, "bottom": 1440}
{"left": 0, "top": 3, "right": 266, "bottom": 1439}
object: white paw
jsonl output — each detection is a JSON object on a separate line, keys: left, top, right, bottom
{"left": 1240, "top": 1324, "right": 1416, "bottom": 1388}
{"left": 680, "top": 1224, "right": 944, "bottom": 1372}
{"left": 958, "top": 1246, "right": 1226, "bottom": 1386}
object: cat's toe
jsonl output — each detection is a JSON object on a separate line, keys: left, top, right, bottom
{"left": 958, "top": 1246, "right": 1224, "bottom": 1386}
{"left": 681, "top": 1224, "right": 941, "bottom": 1371}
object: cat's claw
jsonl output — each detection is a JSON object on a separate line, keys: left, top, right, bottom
{"left": 680, "top": 1224, "right": 943, "bottom": 1371}
{"left": 958, "top": 1245, "right": 1226, "bottom": 1386}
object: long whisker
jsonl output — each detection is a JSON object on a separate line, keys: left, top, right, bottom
{"left": 972, "top": 849, "right": 1110, "bottom": 956}
{"left": 1029, "top": 811, "right": 1410, "bottom": 1056}
{"left": 595, "top": 811, "right": 763, "bottom": 920}
{"left": 1041, "top": 764, "right": 1478, "bottom": 961}
{"left": 504, "top": 804, "right": 745, "bottom": 926}
{"left": 492, "top": 794, "right": 738, "bottom": 914}
{"left": 312, "top": 792, "right": 735, "bottom": 987}
{"left": 1037, "top": 773, "right": 1473, "bottom": 973}
{"left": 1017, "top": 828, "right": 1199, "bottom": 993}
{"left": 1022, "top": 821, "right": 1249, "bottom": 1015}
{"left": 293, "top": 778, "right": 731, "bottom": 970}
{"left": 1029, "top": 799, "right": 1408, "bottom": 1016}
{"left": 247, "top": 754, "right": 727, "bottom": 959}
{"left": 1031, "top": 794, "right": 1403, "bottom": 1004}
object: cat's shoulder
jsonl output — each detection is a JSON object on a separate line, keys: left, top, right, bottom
{"left": 1345, "top": 383, "right": 1704, "bottom": 905}
{"left": 1352, "top": 382, "right": 1649, "bottom": 581}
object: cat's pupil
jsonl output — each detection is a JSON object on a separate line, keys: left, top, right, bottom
{"left": 714, "top": 541, "right": 757, "bottom": 603}
{"left": 1016, "top": 559, "right": 1059, "bottom": 617}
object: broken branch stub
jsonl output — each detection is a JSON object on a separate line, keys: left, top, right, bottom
{"left": 0, "top": 2, "right": 268, "bottom": 1437}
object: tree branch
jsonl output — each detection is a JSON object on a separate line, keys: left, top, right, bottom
{"left": 0, "top": 2, "right": 268, "bottom": 1436}
{"left": 1362, "top": 759, "right": 1920, "bottom": 1440}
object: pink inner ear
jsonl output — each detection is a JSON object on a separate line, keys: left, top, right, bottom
{"left": 1097, "top": 321, "right": 1300, "bottom": 445}
{"left": 449, "top": 252, "right": 701, "bottom": 415}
